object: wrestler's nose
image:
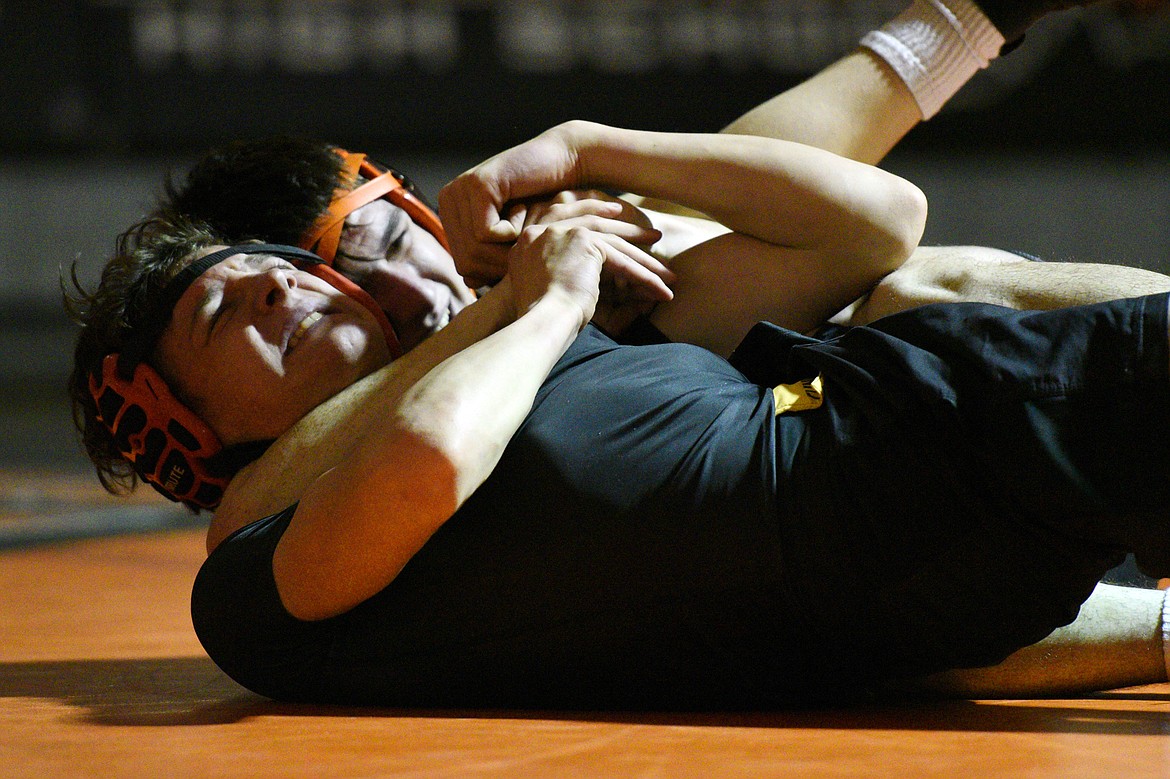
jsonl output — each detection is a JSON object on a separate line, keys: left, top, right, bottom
{"left": 257, "top": 266, "right": 297, "bottom": 310}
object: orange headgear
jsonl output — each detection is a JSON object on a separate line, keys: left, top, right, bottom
{"left": 299, "top": 149, "right": 449, "bottom": 266}
{"left": 88, "top": 243, "right": 398, "bottom": 511}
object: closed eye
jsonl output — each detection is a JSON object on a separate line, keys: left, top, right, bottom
{"left": 204, "top": 295, "right": 230, "bottom": 347}
{"left": 388, "top": 223, "right": 409, "bottom": 251}
{"left": 385, "top": 210, "right": 410, "bottom": 252}
{"left": 201, "top": 257, "right": 291, "bottom": 345}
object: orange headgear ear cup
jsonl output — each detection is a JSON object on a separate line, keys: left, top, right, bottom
{"left": 89, "top": 353, "right": 228, "bottom": 510}
{"left": 299, "top": 149, "right": 449, "bottom": 266}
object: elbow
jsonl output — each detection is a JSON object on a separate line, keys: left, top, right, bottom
{"left": 904, "top": 182, "right": 929, "bottom": 253}
{"left": 831, "top": 175, "right": 928, "bottom": 281}
{"left": 884, "top": 180, "right": 928, "bottom": 269}
{"left": 395, "top": 393, "right": 507, "bottom": 506}
{"left": 856, "top": 178, "right": 928, "bottom": 280}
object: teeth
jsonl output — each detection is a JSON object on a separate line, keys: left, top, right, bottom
{"left": 288, "top": 311, "right": 322, "bottom": 352}
{"left": 436, "top": 310, "right": 450, "bottom": 331}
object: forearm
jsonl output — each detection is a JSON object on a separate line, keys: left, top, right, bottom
{"left": 629, "top": 49, "right": 919, "bottom": 224}
{"left": 905, "top": 583, "right": 1167, "bottom": 698}
{"left": 559, "top": 125, "right": 926, "bottom": 353}
{"left": 383, "top": 290, "right": 582, "bottom": 501}
{"left": 569, "top": 121, "right": 926, "bottom": 266}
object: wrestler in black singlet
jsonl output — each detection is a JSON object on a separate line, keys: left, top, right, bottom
{"left": 193, "top": 295, "right": 1170, "bottom": 709}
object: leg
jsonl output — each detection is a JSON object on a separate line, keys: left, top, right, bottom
{"left": 722, "top": 48, "right": 920, "bottom": 166}
{"left": 834, "top": 246, "right": 1170, "bottom": 325}
{"left": 778, "top": 295, "right": 1170, "bottom": 685}
{"left": 902, "top": 582, "right": 1167, "bottom": 697}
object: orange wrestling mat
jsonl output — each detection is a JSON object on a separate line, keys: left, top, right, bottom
{"left": 1, "top": 471, "right": 1168, "bottom": 778}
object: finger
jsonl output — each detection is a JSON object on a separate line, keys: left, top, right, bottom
{"left": 601, "top": 255, "right": 672, "bottom": 303}
{"left": 597, "top": 235, "right": 675, "bottom": 302}
{"left": 521, "top": 199, "right": 549, "bottom": 230}
{"left": 455, "top": 243, "right": 511, "bottom": 286}
{"left": 438, "top": 179, "right": 476, "bottom": 263}
{"left": 536, "top": 199, "right": 624, "bottom": 225}
{"left": 505, "top": 201, "right": 530, "bottom": 234}
{"left": 598, "top": 231, "right": 675, "bottom": 282}
{"left": 522, "top": 195, "right": 620, "bottom": 229}
{"left": 442, "top": 173, "right": 517, "bottom": 245}
{"left": 476, "top": 191, "right": 518, "bottom": 244}
{"left": 540, "top": 213, "right": 661, "bottom": 246}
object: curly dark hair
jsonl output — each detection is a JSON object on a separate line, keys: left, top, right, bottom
{"left": 63, "top": 214, "right": 223, "bottom": 498}
{"left": 164, "top": 135, "right": 348, "bottom": 246}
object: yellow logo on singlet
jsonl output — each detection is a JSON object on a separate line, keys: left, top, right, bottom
{"left": 772, "top": 375, "right": 824, "bottom": 415}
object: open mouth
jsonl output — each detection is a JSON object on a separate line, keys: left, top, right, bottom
{"left": 287, "top": 311, "right": 323, "bottom": 353}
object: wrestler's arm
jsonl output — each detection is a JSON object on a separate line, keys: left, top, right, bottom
{"left": 902, "top": 583, "right": 1167, "bottom": 698}
{"left": 618, "top": 48, "right": 921, "bottom": 259}
{"left": 442, "top": 121, "right": 926, "bottom": 354}
{"left": 613, "top": 47, "right": 954, "bottom": 327}
{"left": 460, "top": 41, "right": 923, "bottom": 285}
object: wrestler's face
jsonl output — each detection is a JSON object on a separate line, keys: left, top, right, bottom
{"left": 155, "top": 248, "right": 391, "bottom": 446}
{"left": 336, "top": 198, "right": 476, "bottom": 352}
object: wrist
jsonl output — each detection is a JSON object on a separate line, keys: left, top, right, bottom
{"left": 559, "top": 120, "right": 624, "bottom": 193}
{"left": 532, "top": 284, "right": 595, "bottom": 335}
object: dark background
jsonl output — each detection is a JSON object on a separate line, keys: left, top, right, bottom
{"left": 4, "top": 1, "right": 1169, "bottom": 155}
{"left": 2, "top": 0, "right": 1169, "bottom": 474}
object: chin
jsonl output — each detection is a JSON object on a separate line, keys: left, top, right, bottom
{"left": 329, "top": 321, "right": 393, "bottom": 368}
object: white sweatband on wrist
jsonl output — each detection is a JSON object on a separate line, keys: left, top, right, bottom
{"left": 1161, "top": 587, "right": 1170, "bottom": 682}
{"left": 860, "top": 0, "right": 1006, "bottom": 119}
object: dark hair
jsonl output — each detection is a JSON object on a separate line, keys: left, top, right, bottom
{"left": 165, "top": 135, "right": 347, "bottom": 246}
{"left": 63, "top": 214, "right": 223, "bottom": 497}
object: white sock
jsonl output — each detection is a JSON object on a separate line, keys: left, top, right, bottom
{"left": 860, "top": 0, "right": 1006, "bottom": 119}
